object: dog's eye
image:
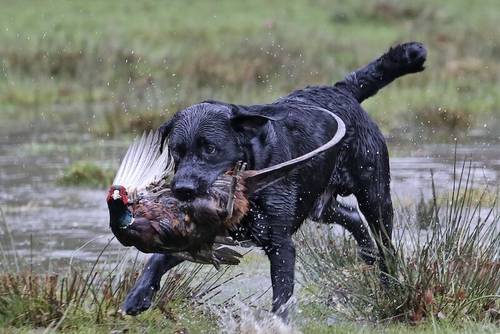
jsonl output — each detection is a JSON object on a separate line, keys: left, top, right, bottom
{"left": 206, "top": 144, "right": 216, "bottom": 154}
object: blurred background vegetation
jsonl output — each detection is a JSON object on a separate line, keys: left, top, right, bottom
{"left": 1, "top": 0, "right": 499, "bottom": 141}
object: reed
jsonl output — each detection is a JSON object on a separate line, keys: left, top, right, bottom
{"left": 297, "top": 159, "right": 499, "bottom": 324}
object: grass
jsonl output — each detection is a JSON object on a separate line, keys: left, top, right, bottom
{"left": 0, "top": 250, "right": 227, "bottom": 333}
{"left": 0, "top": 207, "right": 234, "bottom": 333}
{"left": 57, "top": 161, "right": 115, "bottom": 188}
{"left": 1, "top": 0, "right": 500, "bottom": 139}
{"left": 0, "top": 265, "right": 227, "bottom": 333}
{"left": 299, "top": 302, "right": 499, "bottom": 334}
{"left": 296, "top": 159, "right": 499, "bottom": 329}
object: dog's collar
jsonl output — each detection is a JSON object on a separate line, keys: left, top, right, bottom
{"left": 242, "top": 104, "right": 346, "bottom": 193}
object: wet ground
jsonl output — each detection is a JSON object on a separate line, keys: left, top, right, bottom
{"left": 0, "top": 119, "right": 499, "bottom": 325}
{"left": 1, "top": 124, "right": 499, "bottom": 268}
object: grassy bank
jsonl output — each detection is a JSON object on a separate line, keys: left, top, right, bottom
{"left": 0, "top": 207, "right": 226, "bottom": 333}
{"left": 296, "top": 162, "right": 499, "bottom": 332}
{"left": 0, "top": 233, "right": 226, "bottom": 333}
{"left": 1, "top": 0, "right": 499, "bottom": 140}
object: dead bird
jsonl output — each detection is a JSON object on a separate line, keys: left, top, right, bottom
{"left": 107, "top": 131, "right": 250, "bottom": 268}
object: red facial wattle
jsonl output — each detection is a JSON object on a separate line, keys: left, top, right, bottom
{"left": 119, "top": 186, "right": 129, "bottom": 205}
{"left": 106, "top": 187, "right": 114, "bottom": 203}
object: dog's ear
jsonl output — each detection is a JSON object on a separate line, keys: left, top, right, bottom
{"left": 159, "top": 118, "right": 175, "bottom": 153}
{"left": 229, "top": 104, "right": 288, "bottom": 136}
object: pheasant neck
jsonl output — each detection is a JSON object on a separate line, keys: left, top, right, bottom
{"left": 108, "top": 200, "right": 133, "bottom": 230}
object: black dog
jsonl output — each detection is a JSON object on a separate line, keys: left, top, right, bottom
{"left": 122, "top": 42, "right": 427, "bottom": 316}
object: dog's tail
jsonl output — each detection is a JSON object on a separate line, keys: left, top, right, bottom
{"left": 335, "top": 42, "right": 427, "bottom": 103}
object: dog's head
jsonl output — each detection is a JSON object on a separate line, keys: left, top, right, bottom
{"left": 159, "top": 101, "right": 288, "bottom": 201}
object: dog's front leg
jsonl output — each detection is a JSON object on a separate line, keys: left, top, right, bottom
{"left": 123, "top": 253, "right": 183, "bottom": 315}
{"left": 265, "top": 229, "right": 296, "bottom": 319}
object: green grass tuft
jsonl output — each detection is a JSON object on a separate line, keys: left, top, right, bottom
{"left": 57, "top": 161, "right": 114, "bottom": 188}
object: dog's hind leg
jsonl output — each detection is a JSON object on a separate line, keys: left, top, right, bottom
{"left": 316, "top": 196, "right": 376, "bottom": 265}
{"left": 355, "top": 183, "right": 395, "bottom": 281}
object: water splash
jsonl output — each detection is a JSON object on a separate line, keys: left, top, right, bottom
{"left": 213, "top": 299, "right": 300, "bottom": 334}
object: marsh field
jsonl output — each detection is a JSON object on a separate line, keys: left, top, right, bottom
{"left": 0, "top": 0, "right": 499, "bottom": 333}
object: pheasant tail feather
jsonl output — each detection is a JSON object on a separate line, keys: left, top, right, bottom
{"left": 113, "top": 130, "right": 174, "bottom": 200}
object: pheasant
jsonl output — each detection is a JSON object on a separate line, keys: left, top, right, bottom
{"left": 107, "top": 131, "right": 248, "bottom": 268}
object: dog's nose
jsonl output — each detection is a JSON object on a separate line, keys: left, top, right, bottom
{"left": 172, "top": 181, "right": 197, "bottom": 201}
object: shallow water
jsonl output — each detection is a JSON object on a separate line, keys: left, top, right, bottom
{"left": 1, "top": 125, "right": 499, "bottom": 268}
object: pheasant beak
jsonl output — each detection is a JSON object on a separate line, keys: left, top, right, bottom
{"left": 112, "top": 190, "right": 121, "bottom": 200}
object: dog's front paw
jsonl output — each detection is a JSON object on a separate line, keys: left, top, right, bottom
{"left": 122, "top": 284, "right": 156, "bottom": 316}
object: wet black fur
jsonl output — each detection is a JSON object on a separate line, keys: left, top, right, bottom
{"left": 122, "top": 42, "right": 427, "bottom": 317}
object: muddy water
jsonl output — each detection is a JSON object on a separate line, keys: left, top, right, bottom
{"left": 1, "top": 126, "right": 499, "bottom": 270}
